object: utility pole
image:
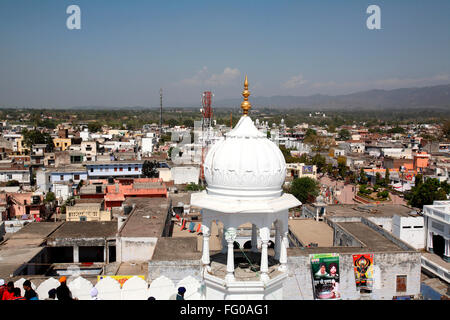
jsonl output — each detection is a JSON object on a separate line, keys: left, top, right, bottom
{"left": 159, "top": 88, "right": 163, "bottom": 134}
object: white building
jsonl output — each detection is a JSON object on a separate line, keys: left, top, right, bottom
{"left": 191, "top": 77, "right": 301, "bottom": 300}
{"left": 423, "top": 200, "right": 450, "bottom": 262}
{"left": 392, "top": 215, "right": 425, "bottom": 250}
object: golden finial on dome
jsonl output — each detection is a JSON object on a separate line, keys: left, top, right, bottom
{"left": 241, "top": 75, "right": 251, "bottom": 115}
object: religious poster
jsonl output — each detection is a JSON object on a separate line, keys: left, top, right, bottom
{"left": 97, "top": 275, "right": 145, "bottom": 288}
{"left": 310, "top": 253, "right": 341, "bottom": 300}
{"left": 352, "top": 254, "right": 374, "bottom": 291}
{"left": 302, "top": 165, "right": 314, "bottom": 174}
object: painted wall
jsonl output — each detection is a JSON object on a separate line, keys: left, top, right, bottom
{"left": 283, "top": 251, "right": 421, "bottom": 300}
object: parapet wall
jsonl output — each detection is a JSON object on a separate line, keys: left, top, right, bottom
{"left": 284, "top": 250, "right": 421, "bottom": 300}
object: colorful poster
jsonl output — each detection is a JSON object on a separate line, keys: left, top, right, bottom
{"left": 302, "top": 165, "right": 314, "bottom": 174}
{"left": 97, "top": 275, "right": 145, "bottom": 288}
{"left": 310, "top": 253, "right": 341, "bottom": 300}
{"left": 352, "top": 254, "right": 374, "bottom": 291}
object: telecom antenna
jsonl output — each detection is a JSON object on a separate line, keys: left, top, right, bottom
{"left": 200, "top": 91, "right": 214, "bottom": 183}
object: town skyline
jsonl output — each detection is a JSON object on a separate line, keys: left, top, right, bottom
{"left": 1, "top": 0, "right": 450, "bottom": 107}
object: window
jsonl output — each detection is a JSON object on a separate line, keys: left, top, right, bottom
{"left": 128, "top": 167, "right": 131, "bottom": 171}
{"left": 7, "top": 174, "right": 12, "bottom": 180}
{"left": 413, "top": 226, "right": 423, "bottom": 229}
{"left": 90, "top": 168, "right": 94, "bottom": 172}
{"left": 60, "top": 175, "right": 64, "bottom": 181}
{"left": 24, "top": 200, "right": 27, "bottom": 205}
{"left": 119, "top": 167, "right": 123, "bottom": 172}
{"left": 396, "top": 275, "right": 407, "bottom": 292}
{"left": 402, "top": 226, "right": 411, "bottom": 229}
{"left": 135, "top": 167, "right": 138, "bottom": 171}
{"left": 114, "top": 167, "right": 118, "bottom": 172}
{"left": 74, "top": 174, "right": 80, "bottom": 180}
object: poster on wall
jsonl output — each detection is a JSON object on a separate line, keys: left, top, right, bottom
{"left": 310, "top": 253, "right": 341, "bottom": 300}
{"left": 352, "top": 254, "right": 374, "bottom": 291}
{"left": 302, "top": 165, "right": 314, "bottom": 174}
{"left": 97, "top": 275, "right": 145, "bottom": 288}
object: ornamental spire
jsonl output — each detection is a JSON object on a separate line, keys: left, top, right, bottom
{"left": 240, "top": 75, "right": 251, "bottom": 115}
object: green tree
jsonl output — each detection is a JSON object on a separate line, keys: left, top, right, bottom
{"left": 183, "top": 119, "right": 194, "bottom": 128}
{"left": 44, "top": 192, "right": 56, "bottom": 203}
{"left": 185, "top": 183, "right": 205, "bottom": 191}
{"left": 22, "top": 129, "right": 54, "bottom": 152}
{"left": 338, "top": 129, "right": 351, "bottom": 141}
{"left": 167, "top": 119, "right": 179, "bottom": 127}
{"left": 142, "top": 160, "right": 159, "bottom": 178}
{"left": 290, "top": 177, "right": 320, "bottom": 204}
{"left": 6, "top": 180, "right": 20, "bottom": 187}
{"left": 311, "top": 154, "right": 326, "bottom": 173}
{"left": 359, "top": 168, "right": 368, "bottom": 185}
{"left": 88, "top": 122, "right": 102, "bottom": 133}
{"left": 384, "top": 168, "right": 390, "bottom": 186}
{"left": 406, "top": 177, "right": 448, "bottom": 208}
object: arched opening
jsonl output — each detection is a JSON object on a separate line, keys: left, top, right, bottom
{"left": 432, "top": 234, "right": 445, "bottom": 258}
{"left": 243, "top": 241, "right": 252, "bottom": 249}
{"left": 268, "top": 240, "right": 275, "bottom": 249}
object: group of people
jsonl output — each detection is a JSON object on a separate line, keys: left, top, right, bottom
{"left": 0, "top": 279, "right": 38, "bottom": 300}
{"left": 0, "top": 276, "right": 100, "bottom": 301}
{"left": 1, "top": 277, "right": 187, "bottom": 301}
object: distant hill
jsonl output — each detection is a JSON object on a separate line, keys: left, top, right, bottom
{"left": 209, "top": 84, "right": 450, "bottom": 110}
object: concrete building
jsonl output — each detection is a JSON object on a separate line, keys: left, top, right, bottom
{"left": 286, "top": 163, "right": 317, "bottom": 180}
{"left": 116, "top": 197, "right": 171, "bottom": 263}
{"left": 392, "top": 215, "right": 425, "bottom": 250}
{"left": 66, "top": 199, "right": 111, "bottom": 222}
{"left": 423, "top": 200, "right": 450, "bottom": 263}
{"left": 171, "top": 166, "right": 200, "bottom": 185}
{"left": 86, "top": 161, "right": 143, "bottom": 179}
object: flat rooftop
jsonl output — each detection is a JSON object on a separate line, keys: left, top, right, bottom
{"left": 152, "top": 237, "right": 202, "bottom": 261}
{"left": 0, "top": 222, "right": 63, "bottom": 279}
{"left": 337, "top": 222, "right": 401, "bottom": 251}
{"left": 324, "top": 204, "right": 417, "bottom": 218}
{"left": 288, "top": 219, "right": 334, "bottom": 247}
{"left": 47, "top": 221, "right": 116, "bottom": 240}
{"left": 119, "top": 198, "right": 170, "bottom": 237}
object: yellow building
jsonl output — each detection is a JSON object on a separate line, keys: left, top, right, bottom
{"left": 66, "top": 202, "right": 111, "bottom": 222}
{"left": 53, "top": 138, "right": 72, "bottom": 151}
{"left": 286, "top": 163, "right": 317, "bottom": 180}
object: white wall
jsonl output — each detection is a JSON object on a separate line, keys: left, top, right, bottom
{"left": 117, "top": 237, "right": 158, "bottom": 262}
{"left": 392, "top": 215, "right": 425, "bottom": 250}
{"left": 171, "top": 166, "right": 200, "bottom": 185}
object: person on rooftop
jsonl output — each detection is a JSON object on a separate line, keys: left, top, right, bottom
{"left": 176, "top": 287, "right": 186, "bottom": 300}
{"left": 12, "top": 288, "right": 26, "bottom": 300}
{"left": 0, "top": 279, "right": 6, "bottom": 300}
{"left": 23, "top": 280, "right": 38, "bottom": 300}
{"left": 90, "top": 287, "right": 101, "bottom": 300}
{"left": 45, "top": 288, "right": 57, "bottom": 300}
{"left": 2, "top": 282, "right": 15, "bottom": 300}
{"left": 56, "top": 276, "right": 75, "bottom": 301}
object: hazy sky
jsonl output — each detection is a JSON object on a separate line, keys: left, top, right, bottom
{"left": 1, "top": 0, "right": 449, "bottom": 108}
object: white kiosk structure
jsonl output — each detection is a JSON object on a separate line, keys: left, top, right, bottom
{"left": 191, "top": 76, "right": 301, "bottom": 299}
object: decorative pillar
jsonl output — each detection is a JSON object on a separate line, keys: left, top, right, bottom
{"left": 221, "top": 225, "right": 228, "bottom": 254}
{"left": 259, "top": 227, "right": 270, "bottom": 282}
{"left": 73, "top": 245, "right": 79, "bottom": 263}
{"left": 274, "top": 221, "right": 281, "bottom": 261}
{"left": 251, "top": 224, "right": 258, "bottom": 253}
{"left": 444, "top": 238, "right": 450, "bottom": 263}
{"left": 201, "top": 224, "right": 211, "bottom": 270}
{"left": 225, "top": 227, "right": 237, "bottom": 282}
{"left": 278, "top": 232, "right": 288, "bottom": 272}
{"left": 428, "top": 231, "right": 434, "bottom": 253}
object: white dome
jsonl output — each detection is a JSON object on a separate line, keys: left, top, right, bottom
{"left": 204, "top": 115, "right": 286, "bottom": 199}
